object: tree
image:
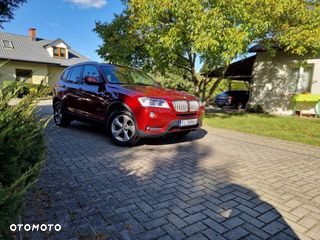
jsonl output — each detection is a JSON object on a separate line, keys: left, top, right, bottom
{"left": 94, "top": 11, "right": 152, "bottom": 70}
{"left": 95, "top": 0, "right": 320, "bottom": 102}
{"left": 0, "top": 0, "right": 27, "bottom": 28}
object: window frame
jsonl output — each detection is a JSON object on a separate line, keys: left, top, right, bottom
{"left": 288, "top": 65, "right": 314, "bottom": 94}
{"left": 15, "top": 69, "right": 32, "bottom": 82}
{"left": 3, "top": 40, "right": 14, "bottom": 49}
{"left": 53, "top": 47, "right": 67, "bottom": 58}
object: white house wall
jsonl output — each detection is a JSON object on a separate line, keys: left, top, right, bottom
{"left": 250, "top": 52, "right": 320, "bottom": 115}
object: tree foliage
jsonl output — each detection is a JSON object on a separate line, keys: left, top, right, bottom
{"left": 0, "top": 0, "right": 27, "bottom": 28}
{"left": 94, "top": 12, "right": 152, "bottom": 70}
{"left": 95, "top": 0, "right": 320, "bottom": 102}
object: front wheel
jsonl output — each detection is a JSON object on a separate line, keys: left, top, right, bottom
{"left": 53, "top": 101, "right": 71, "bottom": 127}
{"left": 107, "top": 111, "right": 139, "bottom": 146}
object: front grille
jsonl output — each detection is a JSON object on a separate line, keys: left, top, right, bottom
{"left": 172, "top": 100, "right": 188, "bottom": 112}
{"left": 189, "top": 100, "right": 199, "bottom": 112}
{"left": 172, "top": 100, "right": 200, "bottom": 112}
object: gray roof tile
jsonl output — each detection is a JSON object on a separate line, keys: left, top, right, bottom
{"left": 0, "top": 31, "right": 90, "bottom": 66}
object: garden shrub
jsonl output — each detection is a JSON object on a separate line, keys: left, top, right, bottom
{"left": 247, "top": 103, "right": 265, "bottom": 113}
{"left": 0, "top": 82, "right": 48, "bottom": 239}
{"left": 17, "top": 83, "right": 53, "bottom": 98}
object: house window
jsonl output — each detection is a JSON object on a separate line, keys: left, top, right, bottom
{"left": 3, "top": 40, "right": 14, "bottom": 49}
{"left": 53, "top": 47, "right": 66, "bottom": 58}
{"left": 16, "top": 69, "right": 32, "bottom": 82}
{"left": 289, "top": 66, "right": 313, "bottom": 93}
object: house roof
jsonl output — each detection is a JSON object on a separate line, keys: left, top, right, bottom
{"left": 44, "top": 38, "right": 71, "bottom": 49}
{"left": 248, "top": 44, "right": 267, "bottom": 53}
{"left": 204, "top": 55, "right": 256, "bottom": 82}
{"left": 0, "top": 31, "right": 90, "bottom": 66}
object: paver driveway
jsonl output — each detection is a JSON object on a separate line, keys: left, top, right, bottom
{"left": 20, "top": 101, "right": 320, "bottom": 240}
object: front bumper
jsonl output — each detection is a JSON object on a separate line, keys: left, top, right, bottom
{"left": 134, "top": 106, "right": 205, "bottom": 138}
{"left": 137, "top": 119, "right": 202, "bottom": 138}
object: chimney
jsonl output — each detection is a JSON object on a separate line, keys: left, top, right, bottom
{"left": 28, "top": 28, "right": 36, "bottom": 41}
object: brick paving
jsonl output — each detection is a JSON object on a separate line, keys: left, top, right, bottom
{"left": 19, "top": 101, "right": 320, "bottom": 239}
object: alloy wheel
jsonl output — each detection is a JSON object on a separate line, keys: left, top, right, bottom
{"left": 111, "top": 114, "right": 135, "bottom": 142}
{"left": 54, "top": 102, "right": 62, "bottom": 125}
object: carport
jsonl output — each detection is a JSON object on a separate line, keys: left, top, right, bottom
{"left": 204, "top": 55, "right": 256, "bottom": 90}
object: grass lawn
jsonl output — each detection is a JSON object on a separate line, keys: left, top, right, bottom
{"left": 205, "top": 113, "right": 320, "bottom": 146}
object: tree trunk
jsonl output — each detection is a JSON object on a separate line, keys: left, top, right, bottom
{"left": 205, "top": 76, "right": 223, "bottom": 104}
{"left": 204, "top": 64, "right": 229, "bottom": 103}
{"left": 190, "top": 65, "right": 199, "bottom": 96}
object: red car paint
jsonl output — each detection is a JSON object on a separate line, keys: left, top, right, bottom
{"left": 53, "top": 62, "right": 205, "bottom": 145}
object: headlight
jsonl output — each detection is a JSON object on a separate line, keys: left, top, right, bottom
{"left": 138, "top": 97, "right": 170, "bottom": 108}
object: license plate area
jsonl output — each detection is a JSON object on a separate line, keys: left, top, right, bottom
{"left": 178, "top": 118, "right": 198, "bottom": 127}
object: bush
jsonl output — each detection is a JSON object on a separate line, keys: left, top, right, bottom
{"left": 2, "top": 80, "right": 14, "bottom": 87}
{"left": 0, "top": 82, "right": 48, "bottom": 239}
{"left": 247, "top": 103, "right": 265, "bottom": 113}
{"left": 16, "top": 83, "right": 53, "bottom": 98}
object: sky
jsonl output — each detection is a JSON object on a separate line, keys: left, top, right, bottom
{"left": 2, "top": 0, "right": 210, "bottom": 71}
{"left": 2, "top": 0, "right": 125, "bottom": 62}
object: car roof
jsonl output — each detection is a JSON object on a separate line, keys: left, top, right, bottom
{"left": 66, "top": 61, "right": 143, "bottom": 72}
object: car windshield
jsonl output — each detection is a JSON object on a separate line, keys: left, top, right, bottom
{"left": 102, "top": 65, "right": 160, "bottom": 87}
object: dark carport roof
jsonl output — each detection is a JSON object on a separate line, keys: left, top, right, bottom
{"left": 204, "top": 55, "right": 256, "bottom": 82}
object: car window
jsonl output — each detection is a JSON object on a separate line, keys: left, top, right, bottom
{"left": 67, "top": 66, "right": 83, "bottom": 84}
{"left": 83, "top": 65, "right": 101, "bottom": 82}
{"left": 61, "top": 69, "right": 70, "bottom": 82}
{"left": 101, "top": 65, "right": 160, "bottom": 87}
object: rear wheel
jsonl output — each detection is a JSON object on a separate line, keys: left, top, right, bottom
{"left": 53, "top": 101, "right": 71, "bottom": 127}
{"left": 108, "top": 111, "right": 139, "bottom": 146}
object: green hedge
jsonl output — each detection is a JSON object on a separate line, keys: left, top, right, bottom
{"left": 17, "top": 83, "right": 53, "bottom": 98}
{"left": 0, "top": 82, "right": 48, "bottom": 239}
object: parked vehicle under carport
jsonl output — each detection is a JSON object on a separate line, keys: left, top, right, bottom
{"left": 215, "top": 90, "right": 249, "bottom": 109}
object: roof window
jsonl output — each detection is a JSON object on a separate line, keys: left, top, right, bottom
{"left": 3, "top": 40, "right": 14, "bottom": 49}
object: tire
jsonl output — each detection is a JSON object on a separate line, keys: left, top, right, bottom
{"left": 172, "top": 131, "right": 191, "bottom": 138}
{"left": 53, "top": 101, "right": 71, "bottom": 127}
{"left": 107, "top": 111, "right": 139, "bottom": 146}
{"left": 236, "top": 102, "right": 246, "bottom": 109}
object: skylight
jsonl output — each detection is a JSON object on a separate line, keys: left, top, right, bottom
{"left": 3, "top": 40, "right": 14, "bottom": 49}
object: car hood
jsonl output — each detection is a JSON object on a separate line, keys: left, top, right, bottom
{"left": 116, "top": 85, "right": 197, "bottom": 100}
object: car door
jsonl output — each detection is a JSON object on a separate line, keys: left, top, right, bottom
{"left": 64, "top": 65, "right": 84, "bottom": 116}
{"left": 80, "top": 65, "right": 108, "bottom": 121}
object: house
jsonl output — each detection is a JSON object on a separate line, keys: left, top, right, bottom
{"left": 210, "top": 47, "right": 320, "bottom": 115}
{"left": 0, "top": 28, "right": 90, "bottom": 86}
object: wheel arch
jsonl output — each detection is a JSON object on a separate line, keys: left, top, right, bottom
{"left": 106, "top": 101, "right": 133, "bottom": 123}
{"left": 53, "top": 96, "right": 61, "bottom": 107}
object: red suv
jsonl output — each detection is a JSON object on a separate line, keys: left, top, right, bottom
{"left": 53, "top": 62, "right": 205, "bottom": 146}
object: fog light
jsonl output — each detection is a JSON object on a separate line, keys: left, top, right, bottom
{"left": 150, "top": 112, "right": 156, "bottom": 118}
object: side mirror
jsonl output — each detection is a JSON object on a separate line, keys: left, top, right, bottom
{"left": 84, "top": 76, "right": 100, "bottom": 85}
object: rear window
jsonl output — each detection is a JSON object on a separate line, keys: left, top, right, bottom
{"left": 61, "top": 69, "right": 70, "bottom": 81}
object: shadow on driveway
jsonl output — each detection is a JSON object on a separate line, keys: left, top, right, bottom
{"left": 19, "top": 102, "right": 298, "bottom": 239}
